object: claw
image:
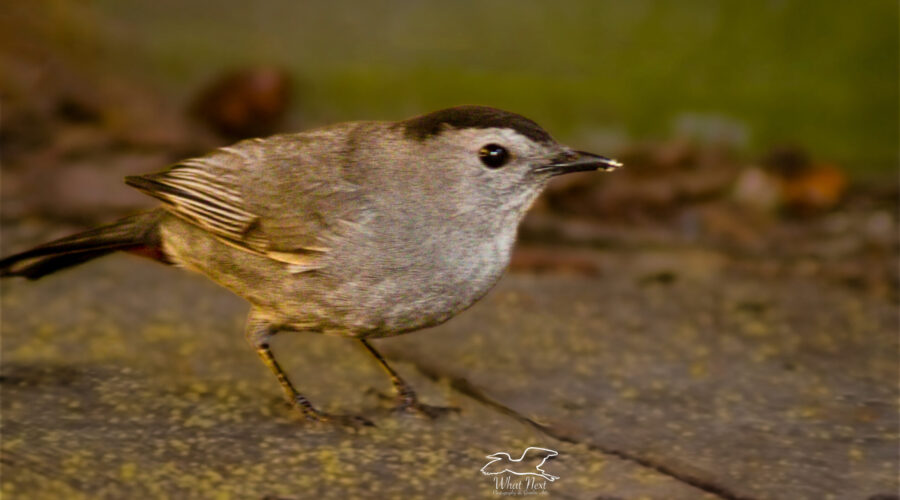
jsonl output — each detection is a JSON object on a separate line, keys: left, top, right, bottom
{"left": 293, "top": 396, "right": 375, "bottom": 427}
{"left": 368, "top": 387, "right": 459, "bottom": 419}
{"left": 395, "top": 400, "right": 460, "bottom": 419}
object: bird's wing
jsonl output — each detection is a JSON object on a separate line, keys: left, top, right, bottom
{"left": 126, "top": 134, "right": 362, "bottom": 267}
{"left": 126, "top": 157, "right": 262, "bottom": 248}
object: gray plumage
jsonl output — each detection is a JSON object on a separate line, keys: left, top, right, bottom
{"left": 1, "top": 105, "right": 621, "bottom": 422}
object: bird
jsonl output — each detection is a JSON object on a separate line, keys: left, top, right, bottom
{"left": 0, "top": 105, "right": 622, "bottom": 425}
{"left": 480, "top": 447, "right": 560, "bottom": 481}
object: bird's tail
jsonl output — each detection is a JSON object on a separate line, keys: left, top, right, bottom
{"left": 0, "top": 209, "right": 168, "bottom": 280}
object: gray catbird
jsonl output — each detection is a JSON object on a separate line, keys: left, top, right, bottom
{"left": 1, "top": 105, "right": 621, "bottom": 425}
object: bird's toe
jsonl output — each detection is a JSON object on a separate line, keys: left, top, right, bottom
{"left": 395, "top": 400, "right": 460, "bottom": 419}
{"left": 290, "top": 397, "right": 375, "bottom": 428}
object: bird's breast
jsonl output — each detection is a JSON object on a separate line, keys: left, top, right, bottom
{"left": 325, "top": 219, "right": 518, "bottom": 336}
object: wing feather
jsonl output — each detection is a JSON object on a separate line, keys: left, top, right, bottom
{"left": 124, "top": 134, "right": 359, "bottom": 268}
{"left": 126, "top": 165, "right": 258, "bottom": 245}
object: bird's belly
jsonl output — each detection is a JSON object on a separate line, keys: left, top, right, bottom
{"left": 328, "top": 235, "right": 514, "bottom": 337}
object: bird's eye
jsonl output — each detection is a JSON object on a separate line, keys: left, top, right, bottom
{"left": 479, "top": 144, "right": 510, "bottom": 169}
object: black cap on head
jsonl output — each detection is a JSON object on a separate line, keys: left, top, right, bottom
{"left": 400, "top": 105, "right": 554, "bottom": 144}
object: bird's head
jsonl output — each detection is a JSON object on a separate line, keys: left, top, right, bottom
{"left": 395, "top": 105, "right": 622, "bottom": 217}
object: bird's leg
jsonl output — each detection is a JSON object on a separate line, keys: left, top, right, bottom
{"left": 246, "top": 313, "right": 373, "bottom": 427}
{"left": 358, "top": 339, "right": 459, "bottom": 418}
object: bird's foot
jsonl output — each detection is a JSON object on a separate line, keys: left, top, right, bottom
{"left": 291, "top": 396, "right": 374, "bottom": 428}
{"left": 395, "top": 398, "right": 460, "bottom": 419}
{"left": 369, "top": 388, "right": 459, "bottom": 418}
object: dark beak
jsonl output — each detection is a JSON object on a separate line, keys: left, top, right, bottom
{"left": 536, "top": 151, "right": 623, "bottom": 176}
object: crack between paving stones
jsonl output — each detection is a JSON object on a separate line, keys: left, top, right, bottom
{"left": 400, "top": 356, "right": 759, "bottom": 500}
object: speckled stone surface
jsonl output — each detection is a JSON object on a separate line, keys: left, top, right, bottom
{"left": 1, "top": 230, "right": 897, "bottom": 499}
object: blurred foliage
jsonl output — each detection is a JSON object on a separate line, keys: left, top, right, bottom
{"left": 11, "top": 0, "right": 900, "bottom": 176}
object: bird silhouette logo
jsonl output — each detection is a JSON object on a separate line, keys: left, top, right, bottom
{"left": 480, "top": 447, "right": 560, "bottom": 482}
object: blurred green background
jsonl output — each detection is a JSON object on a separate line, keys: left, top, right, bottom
{"left": 32, "top": 0, "right": 898, "bottom": 177}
